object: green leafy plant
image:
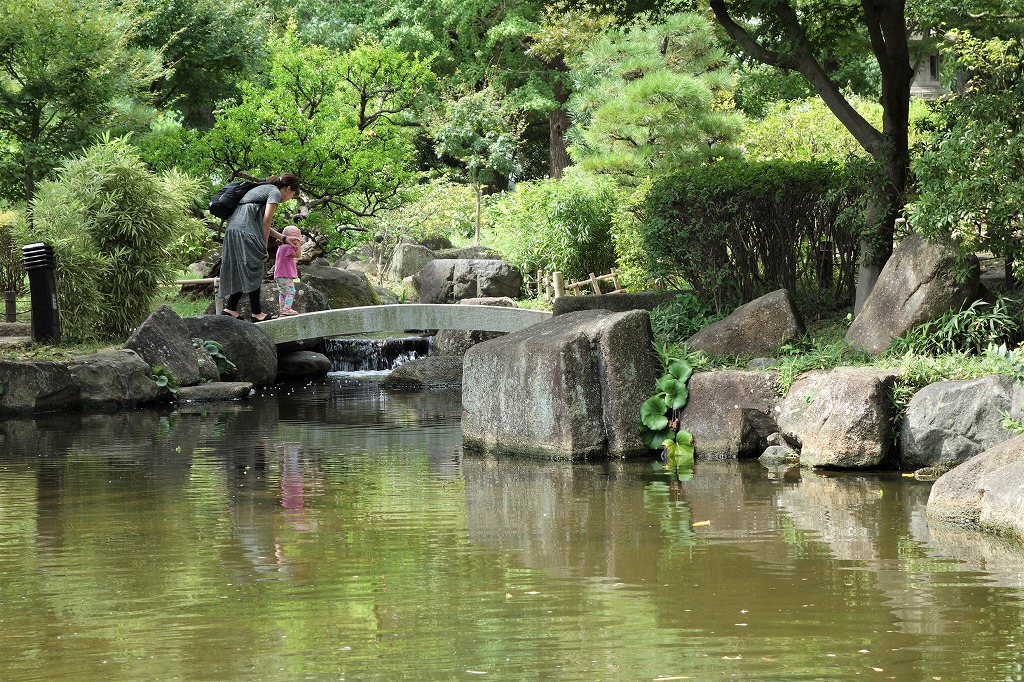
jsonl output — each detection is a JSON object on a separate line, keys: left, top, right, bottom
{"left": 150, "top": 364, "right": 179, "bottom": 393}
{"left": 888, "top": 296, "right": 1023, "bottom": 357}
{"left": 639, "top": 358, "right": 695, "bottom": 470}
{"left": 192, "top": 337, "right": 236, "bottom": 376}
{"left": 29, "top": 135, "right": 207, "bottom": 342}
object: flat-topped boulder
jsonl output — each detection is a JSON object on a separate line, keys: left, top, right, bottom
{"left": 68, "top": 349, "right": 160, "bottom": 407}
{"left": 175, "top": 382, "right": 254, "bottom": 402}
{"left": 462, "top": 309, "right": 658, "bottom": 459}
{"left": 679, "top": 369, "right": 780, "bottom": 459}
{"left": 413, "top": 259, "right": 522, "bottom": 303}
{"left": 0, "top": 359, "right": 80, "bottom": 414}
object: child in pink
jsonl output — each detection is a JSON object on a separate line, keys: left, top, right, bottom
{"left": 274, "top": 225, "right": 303, "bottom": 315}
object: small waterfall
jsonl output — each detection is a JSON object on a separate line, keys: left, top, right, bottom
{"left": 320, "top": 336, "right": 432, "bottom": 372}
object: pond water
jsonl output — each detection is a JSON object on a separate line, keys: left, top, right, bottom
{"left": 2, "top": 376, "right": 1024, "bottom": 681}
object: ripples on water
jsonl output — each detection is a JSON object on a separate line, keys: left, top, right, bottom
{"left": 2, "top": 375, "right": 1024, "bottom": 681}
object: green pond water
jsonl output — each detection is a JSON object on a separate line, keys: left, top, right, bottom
{"left": 1, "top": 376, "right": 1024, "bottom": 681}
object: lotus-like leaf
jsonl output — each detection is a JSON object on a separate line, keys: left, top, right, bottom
{"left": 656, "top": 375, "right": 678, "bottom": 394}
{"left": 640, "top": 395, "right": 669, "bottom": 430}
{"left": 670, "top": 384, "right": 689, "bottom": 410}
{"left": 668, "top": 359, "right": 693, "bottom": 383}
{"left": 645, "top": 427, "right": 672, "bottom": 450}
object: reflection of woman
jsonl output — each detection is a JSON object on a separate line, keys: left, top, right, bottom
{"left": 219, "top": 173, "right": 300, "bottom": 322}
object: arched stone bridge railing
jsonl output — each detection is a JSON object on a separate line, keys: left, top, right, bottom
{"left": 256, "top": 304, "right": 552, "bottom": 345}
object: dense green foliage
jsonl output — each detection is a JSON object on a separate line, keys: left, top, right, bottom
{"left": 642, "top": 159, "right": 867, "bottom": 313}
{"left": 567, "top": 12, "right": 743, "bottom": 178}
{"left": 125, "top": 0, "right": 265, "bottom": 127}
{"left": 28, "top": 136, "right": 204, "bottom": 341}
{"left": 487, "top": 170, "right": 619, "bottom": 282}
{"left": 0, "top": 0, "right": 161, "bottom": 204}
{"left": 910, "top": 34, "right": 1024, "bottom": 274}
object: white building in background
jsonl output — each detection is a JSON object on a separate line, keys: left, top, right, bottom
{"left": 910, "top": 31, "right": 948, "bottom": 100}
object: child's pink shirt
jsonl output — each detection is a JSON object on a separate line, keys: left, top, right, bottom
{"left": 274, "top": 243, "right": 299, "bottom": 279}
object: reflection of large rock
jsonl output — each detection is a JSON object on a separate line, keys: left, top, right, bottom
{"left": 900, "top": 376, "right": 1017, "bottom": 470}
{"left": 414, "top": 259, "right": 522, "bottom": 303}
{"left": 927, "top": 434, "right": 1024, "bottom": 534}
{"left": 462, "top": 309, "right": 657, "bottom": 459}
{"left": 679, "top": 370, "right": 779, "bottom": 458}
{"left": 687, "top": 289, "right": 804, "bottom": 357}
{"left": 847, "top": 234, "right": 979, "bottom": 354}
{"left": 184, "top": 315, "right": 278, "bottom": 386}
{"left": 781, "top": 367, "right": 897, "bottom": 469}
{"left": 300, "top": 265, "right": 380, "bottom": 309}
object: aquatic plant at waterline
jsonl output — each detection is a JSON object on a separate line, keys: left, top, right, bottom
{"left": 150, "top": 365, "right": 179, "bottom": 394}
{"left": 193, "top": 337, "right": 236, "bottom": 377}
{"left": 639, "top": 358, "right": 695, "bottom": 471}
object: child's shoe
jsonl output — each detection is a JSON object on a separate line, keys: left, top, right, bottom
{"left": 280, "top": 306, "right": 300, "bottom": 316}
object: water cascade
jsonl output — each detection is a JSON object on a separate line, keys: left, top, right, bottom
{"left": 320, "top": 335, "right": 431, "bottom": 372}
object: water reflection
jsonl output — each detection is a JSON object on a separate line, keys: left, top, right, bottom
{"left": 1, "top": 377, "right": 1024, "bottom": 681}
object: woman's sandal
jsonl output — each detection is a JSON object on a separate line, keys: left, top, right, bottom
{"left": 252, "top": 313, "right": 279, "bottom": 323}
{"left": 221, "top": 309, "right": 240, "bottom": 319}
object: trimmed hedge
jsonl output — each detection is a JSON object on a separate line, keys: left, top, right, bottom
{"left": 643, "top": 159, "right": 867, "bottom": 313}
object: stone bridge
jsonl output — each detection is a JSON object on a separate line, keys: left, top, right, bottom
{"left": 256, "top": 304, "right": 552, "bottom": 344}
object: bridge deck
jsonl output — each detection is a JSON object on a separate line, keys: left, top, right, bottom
{"left": 256, "top": 304, "right": 552, "bottom": 344}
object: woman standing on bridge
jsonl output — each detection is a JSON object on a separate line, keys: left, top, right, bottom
{"left": 219, "top": 173, "right": 300, "bottom": 322}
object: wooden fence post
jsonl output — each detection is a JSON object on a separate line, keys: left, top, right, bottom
{"left": 552, "top": 271, "right": 564, "bottom": 298}
{"left": 4, "top": 291, "right": 15, "bottom": 322}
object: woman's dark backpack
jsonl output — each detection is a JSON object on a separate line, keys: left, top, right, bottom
{"left": 208, "top": 180, "right": 263, "bottom": 219}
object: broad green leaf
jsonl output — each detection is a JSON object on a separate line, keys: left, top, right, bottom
{"left": 640, "top": 395, "right": 669, "bottom": 430}
{"left": 668, "top": 359, "right": 693, "bottom": 382}
{"left": 670, "top": 384, "right": 689, "bottom": 410}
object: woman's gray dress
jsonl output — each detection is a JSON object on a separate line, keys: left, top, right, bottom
{"left": 218, "top": 184, "right": 282, "bottom": 297}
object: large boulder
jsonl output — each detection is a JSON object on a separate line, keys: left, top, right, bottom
{"left": 679, "top": 370, "right": 780, "bottom": 459}
{"left": 414, "top": 259, "right": 522, "bottom": 303}
{"left": 781, "top": 367, "right": 898, "bottom": 469}
{"left": 900, "top": 375, "right": 1018, "bottom": 471}
{"left": 847, "top": 234, "right": 980, "bottom": 354}
{"left": 125, "top": 304, "right": 201, "bottom": 387}
{"left": 686, "top": 289, "right": 805, "bottom": 357}
{"left": 381, "top": 356, "right": 464, "bottom": 389}
{"left": 68, "top": 349, "right": 160, "bottom": 407}
{"left": 927, "top": 434, "right": 1024, "bottom": 534}
{"left": 277, "top": 350, "right": 332, "bottom": 381}
{"left": 433, "top": 297, "right": 517, "bottom": 357}
{"left": 300, "top": 265, "right": 380, "bottom": 309}
{"left": 435, "top": 245, "right": 502, "bottom": 260}
{"left": 184, "top": 315, "right": 278, "bottom": 386}
{"left": 553, "top": 291, "right": 677, "bottom": 316}
{"left": 388, "top": 243, "right": 436, "bottom": 281}
{"left": 462, "top": 309, "right": 658, "bottom": 459}
{"left": 0, "top": 360, "right": 79, "bottom": 414}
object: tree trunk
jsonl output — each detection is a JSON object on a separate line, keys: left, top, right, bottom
{"left": 547, "top": 57, "right": 571, "bottom": 180}
{"left": 549, "top": 81, "right": 570, "bottom": 179}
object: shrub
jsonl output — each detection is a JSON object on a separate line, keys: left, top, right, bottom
{"left": 888, "top": 295, "right": 1024, "bottom": 356}
{"left": 642, "top": 158, "right": 866, "bottom": 314}
{"left": 487, "top": 170, "right": 619, "bottom": 283}
{"left": 0, "top": 208, "right": 25, "bottom": 295}
{"left": 29, "top": 135, "right": 206, "bottom": 341}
